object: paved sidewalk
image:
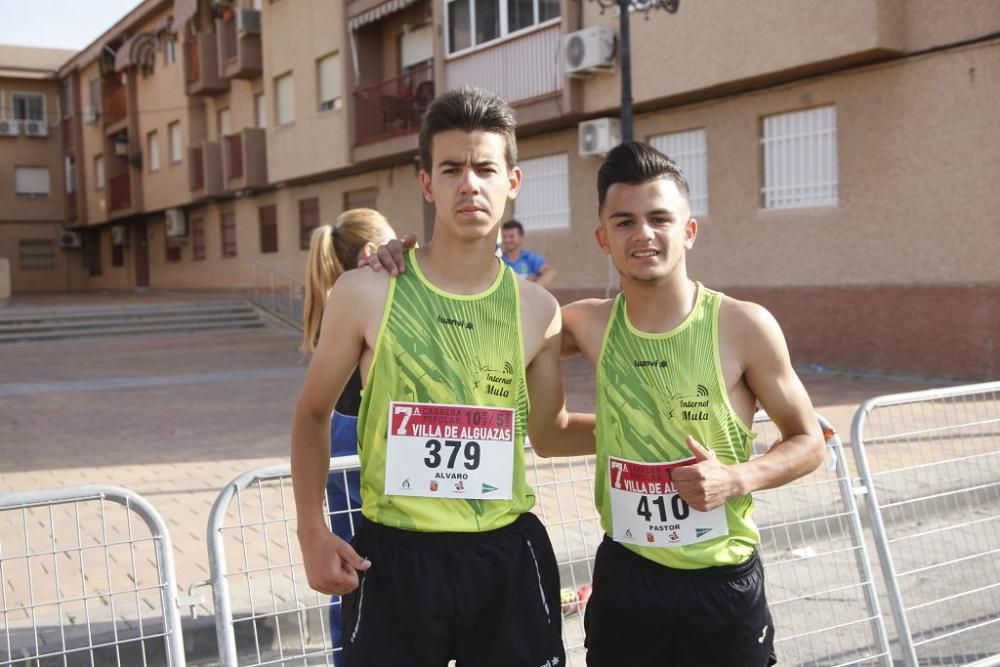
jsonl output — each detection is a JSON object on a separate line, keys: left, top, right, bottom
{"left": 0, "top": 292, "right": 953, "bottom": 663}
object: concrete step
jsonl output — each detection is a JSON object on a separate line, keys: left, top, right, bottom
{"left": 0, "top": 301, "right": 252, "bottom": 325}
{"left": 0, "top": 300, "right": 265, "bottom": 344}
{"left": 0, "top": 319, "right": 267, "bottom": 343}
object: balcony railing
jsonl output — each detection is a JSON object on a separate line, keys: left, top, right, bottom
{"left": 185, "top": 33, "right": 229, "bottom": 96}
{"left": 226, "top": 133, "right": 243, "bottom": 181}
{"left": 104, "top": 82, "right": 127, "bottom": 126}
{"left": 353, "top": 62, "right": 434, "bottom": 146}
{"left": 109, "top": 172, "right": 131, "bottom": 211}
{"left": 188, "top": 140, "right": 223, "bottom": 198}
{"left": 445, "top": 23, "right": 562, "bottom": 105}
{"left": 223, "top": 128, "right": 267, "bottom": 190}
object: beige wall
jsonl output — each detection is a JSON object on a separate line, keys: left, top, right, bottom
{"left": 263, "top": 0, "right": 350, "bottom": 183}
{"left": 0, "top": 221, "right": 88, "bottom": 293}
{"left": 0, "top": 77, "right": 66, "bottom": 222}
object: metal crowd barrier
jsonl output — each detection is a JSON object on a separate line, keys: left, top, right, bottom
{"left": 204, "top": 412, "right": 882, "bottom": 667}
{"left": 0, "top": 485, "right": 185, "bottom": 666}
{"left": 851, "top": 381, "right": 1000, "bottom": 667}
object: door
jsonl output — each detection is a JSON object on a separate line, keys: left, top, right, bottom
{"left": 133, "top": 221, "right": 149, "bottom": 288}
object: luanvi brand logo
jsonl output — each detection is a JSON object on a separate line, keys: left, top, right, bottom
{"left": 633, "top": 359, "right": 669, "bottom": 368}
{"left": 437, "top": 314, "right": 474, "bottom": 330}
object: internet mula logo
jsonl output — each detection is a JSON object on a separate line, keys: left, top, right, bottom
{"left": 696, "top": 384, "right": 709, "bottom": 397}
{"left": 503, "top": 361, "right": 514, "bottom": 375}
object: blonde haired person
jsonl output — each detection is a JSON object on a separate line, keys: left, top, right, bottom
{"left": 302, "top": 208, "right": 396, "bottom": 353}
{"left": 300, "top": 208, "right": 394, "bottom": 667}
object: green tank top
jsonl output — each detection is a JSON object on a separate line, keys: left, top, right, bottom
{"left": 595, "top": 284, "right": 758, "bottom": 569}
{"left": 357, "top": 249, "right": 534, "bottom": 532}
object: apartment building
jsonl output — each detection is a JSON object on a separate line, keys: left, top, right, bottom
{"left": 2, "top": 0, "right": 998, "bottom": 378}
{"left": 0, "top": 45, "right": 77, "bottom": 292}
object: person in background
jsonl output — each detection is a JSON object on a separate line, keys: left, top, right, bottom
{"left": 500, "top": 219, "right": 556, "bottom": 286}
{"left": 300, "top": 208, "right": 396, "bottom": 666}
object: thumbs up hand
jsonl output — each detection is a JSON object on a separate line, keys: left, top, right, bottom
{"left": 670, "top": 435, "right": 743, "bottom": 512}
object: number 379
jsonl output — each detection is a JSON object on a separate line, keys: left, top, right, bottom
{"left": 424, "top": 439, "right": 481, "bottom": 470}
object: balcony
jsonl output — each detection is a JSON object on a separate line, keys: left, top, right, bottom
{"left": 61, "top": 116, "right": 73, "bottom": 148}
{"left": 109, "top": 172, "right": 131, "bottom": 212}
{"left": 188, "top": 140, "right": 223, "bottom": 199}
{"left": 222, "top": 128, "right": 267, "bottom": 191}
{"left": 103, "top": 80, "right": 128, "bottom": 130}
{"left": 353, "top": 62, "right": 433, "bottom": 146}
{"left": 445, "top": 23, "right": 562, "bottom": 106}
{"left": 185, "top": 32, "right": 229, "bottom": 96}
{"left": 217, "top": 9, "right": 262, "bottom": 80}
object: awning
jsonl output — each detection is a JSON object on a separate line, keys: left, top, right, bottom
{"left": 114, "top": 32, "right": 159, "bottom": 72}
{"left": 348, "top": 0, "right": 420, "bottom": 31}
{"left": 174, "top": 0, "right": 199, "bottom": 29}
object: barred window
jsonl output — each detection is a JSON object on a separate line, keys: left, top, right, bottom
{"left": 650, "top": 129, "right": 708, "bottom": 217}
{"left": 19, "top": 239, "right": 56, "bottom": 271}
{"left": 761, "top": 106, "right": 838, "bottom": 209}
{"left": 221, "top": 212, "right": 237, "bottom": 257}
{"left": 259, "top": 205, "right": 278, "bottom": 254}
{"left": 299, "top": 197, "right": 320, "bottom": 250}
{"left": 515, "top": 154, "right": 570, "bottom": 230}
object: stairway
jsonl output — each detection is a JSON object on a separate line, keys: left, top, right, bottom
{"left": 0, "top": 300, "right": 266, "bottom": 344}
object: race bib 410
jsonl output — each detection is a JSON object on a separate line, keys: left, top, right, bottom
{"left": 609, "top": 456, "right": 729, "bottom": 548}
{"left": 384, "top": 401, "right": 515, "bottom": 500}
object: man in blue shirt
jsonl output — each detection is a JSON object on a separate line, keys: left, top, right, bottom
{"left": 500, "top": 220, "right": 556, "bottom": 287}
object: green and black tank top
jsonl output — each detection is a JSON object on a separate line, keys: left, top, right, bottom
{"left": 595, "top": 284, "right": 759, "bottom": 569}
{"left": 356, "top": 249, "right": 534, "bottom": 532}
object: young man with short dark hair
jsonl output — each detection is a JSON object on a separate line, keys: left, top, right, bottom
{"left": 291, "top": 86, "right": 592, "bottom": 667}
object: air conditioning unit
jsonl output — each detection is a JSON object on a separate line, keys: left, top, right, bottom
{"left": 165, "top": 208, "right": 188, "bottom": 238}
{"left": 59, "top": 231, "right": 83, "bottom": 248}
{"left": 0, "top": 119, "right": 19, "bottom": 136}
{"left": 111, "top": 225, "right": 129, "bottom": 246}
{"left": 564, "top": 26, "right": 616, "bottom": 77}
{"left": 236, "top": 8, "right": 261, "bottom": 34}
{"left": 21, "top": 120, "right": 49, "bottom": 137}
{"left": 82, "top": 107, "right": 101, "bottom": 124}
{"left": 579, "top": 118, "right": 621, "bottom": 157}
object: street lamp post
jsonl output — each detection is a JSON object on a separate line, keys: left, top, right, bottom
{"left": 590, "top": 0, "right": 680, "bottom": 141}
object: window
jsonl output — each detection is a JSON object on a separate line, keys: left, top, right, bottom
{"left": 192, "top": 217, "right": 206, "bottom": 261}
{"left": 259, "top": 205, "right": 278, "bottom": 253}
{"left": 299, "top": 197, "right": 320, "bottom": 250}
{"left": 147, "top": 130, "right": 160, "bottom": 171}
{"left": 60, "top": 81, "right": 73, "bottom": 117}
{"left": 165, "top": 238, "right": 182, "bottom": 263}
{"left": 64, "top": 156, "right": 77, "bottom": 194}
{"left": 168, "top": 122, "right": 182, "bottom": 163}
{"left": 217, "top": 108, "right": 231, "bottom": 138}
{"left": 94, "top": 155, "right": 105, "bottom": 189}
{"left": 88, "top": 76, "right": 101, "bottom": 115}
{"left": 514, "top": 154, "right": 570, "bottom": 230}
{"left": 19, "top": 239, "right": 56, "bottom": 271}
{"left": 112, "top": 244, "right": 125, "bottom": 267}
{"left": 761, "top": 105, "right": 837, "bottom": 209}
{"left": 317, "top": 53, "right": 342, "bottom": 112}
{"left": 221, "top": 211, "right": 238, "bottom": 257}
{"left": 446, "top": 0, "right": 560, "bottom": 54}
{"left": 254, "top": 93, "right": 266, "bottom": 128}
{"left": 343, "top": 187, "right": 377, "bottom": 212}
{"left": 164, "top": 39, "right": 177, "bottom": 66}
{"left": 274, "top": 72, "right": 294, "bottom": 126}
{"left": 12, "top": 92, "right": 45, "bottom": 121}
{"left": 650, "top": 129, "right": 708, "bottom": 217}
{"left": 15, "top": 167, "right": 50, "bottom": 198}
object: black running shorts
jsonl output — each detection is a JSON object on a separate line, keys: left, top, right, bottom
{"left": 341, "top": 512, "right": 565, "bottom": 667}
{"left": 584, "top": 536, "right": 777, "bottom": 667}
